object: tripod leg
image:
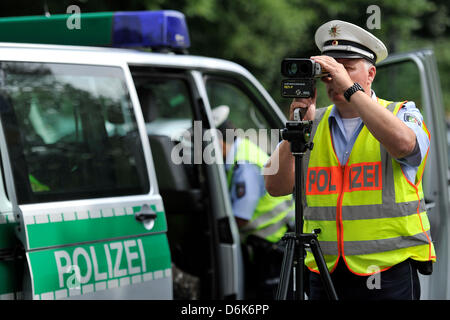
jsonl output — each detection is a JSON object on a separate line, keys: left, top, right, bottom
{"left": 296, "top": 243, "right": 305, "bottom": 300}
{"left": 309, "top": 238, "right": 338, "bottom": 300}
{"left": 275, "top": 236, "right": 296, "bottom": 300}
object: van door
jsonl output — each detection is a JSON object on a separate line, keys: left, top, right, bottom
{"left": 130, "top": 66, "right": 232, "bottom": 299}
{"left": 373, "top": 49, "right": 450, "bottom": 299}
{"left": 0, "top": 61, "right": 172, "bottom": 299}
{"left": 201, "top": 71, "right": 286, "bottom": 299}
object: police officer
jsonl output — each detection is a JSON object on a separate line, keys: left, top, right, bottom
{"left": 212, "top": 105, "right": 295, "bottom": 299}
{"left": 265, "top": 20, "right": 435, "bottom": 300}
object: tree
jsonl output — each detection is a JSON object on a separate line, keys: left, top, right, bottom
{"left": 0, "top": 0, "right": 448, "bottom": 114}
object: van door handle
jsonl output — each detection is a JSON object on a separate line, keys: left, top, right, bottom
{"left": 135, "top": 204, "right": 157, "bottom": 230}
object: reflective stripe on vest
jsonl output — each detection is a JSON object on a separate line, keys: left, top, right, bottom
{"left": 227, "top": 138, "right": 294, "bottom": 243}
{"left": 317, "top": 230, "right": 432, "bottom": 256}
{"left": 302, "top": 99, "right": 435, "bottom": 275}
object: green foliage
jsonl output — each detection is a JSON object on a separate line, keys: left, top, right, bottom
{"left": 150, "top": 0, "right": 448, "bottom": 117}
{"left": 181, "top": 0, "right": 317, "bottom": 97}
{"left": 0, "top": 0, "right": 448, "bottom": 117}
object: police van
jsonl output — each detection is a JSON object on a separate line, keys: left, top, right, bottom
{"left": 0, "top": 10, "right": 448, "bottom": 300}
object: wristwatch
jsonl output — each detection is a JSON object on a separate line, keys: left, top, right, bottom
{"left": 344, "top": 82, "right": 365, "bottom": 102}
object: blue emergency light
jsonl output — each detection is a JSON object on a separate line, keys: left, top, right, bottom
{"left": 0, "top": 10, "right": 191, "bottom": 51}
{"left": 112, "top": 10, "right": 190, "bottom": 49}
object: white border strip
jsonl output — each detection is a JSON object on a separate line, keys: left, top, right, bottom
{"left": 24, "top": 206, "right": 143, "bottom": 226}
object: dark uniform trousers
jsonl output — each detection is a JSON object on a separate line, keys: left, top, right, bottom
{"left": 309, "top": 259, "right": 421, "bottom": 300}
{"left": 244, "top": 235, "right": 287, "bottom": 299}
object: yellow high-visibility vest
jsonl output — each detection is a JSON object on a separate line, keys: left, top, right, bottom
{"left": 302, "top": 98, "right": 436, "bottom": 275}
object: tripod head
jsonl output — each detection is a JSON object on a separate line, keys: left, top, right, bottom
{"left": 280, "top": 109, "right": 314, "bottom": 155}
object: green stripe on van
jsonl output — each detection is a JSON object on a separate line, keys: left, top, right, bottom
{"left": 0, "top": 221, "right": 17, "bottom": 250}
{"left": 0, "top": 12, "right": 114, "bottom": 46}
{"left": 0, "top": 259, "right": 23, "bottom": 297}
{"left": 26, "top": 205, "right": 166, "bottom": 249}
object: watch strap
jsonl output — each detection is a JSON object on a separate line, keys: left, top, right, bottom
{"left": 344, "top": 82, "right": 364, "bottom": 102}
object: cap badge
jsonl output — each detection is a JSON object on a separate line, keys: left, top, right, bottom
{"left": 329, "top": 25, "right": 340, "bottom": 38}
{"left": 332, "top": 40, "right": 339, "bottom": 46}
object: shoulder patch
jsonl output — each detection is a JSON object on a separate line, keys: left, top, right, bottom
{"left": 404, "top": 113, "right": 422, "bottom": 127}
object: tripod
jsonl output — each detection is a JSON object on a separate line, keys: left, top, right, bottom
{"left": 275, "top": 110, "right": 338, "bottom": 301}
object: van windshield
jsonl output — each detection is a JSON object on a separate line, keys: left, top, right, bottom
{"left": 0, "top": 62, "right": 149, "bottom": 204}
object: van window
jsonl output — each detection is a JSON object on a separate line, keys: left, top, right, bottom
{"left": 132, "top": 73, "right": 199, "bottom": 190}
{"left": 205, "top": 78, "right": 271, "bottom": 131}
{"left": 133, "top": 75, "right": 194, "bottom": 140}
{"left": 205, "top": 76, "right": 280, "bottom": 158}
{"left": 0, "top": 62, "right": 149, "bottom": 204}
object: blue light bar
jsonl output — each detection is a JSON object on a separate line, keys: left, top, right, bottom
{"left": 112, "top": 10, "right": 190, "bottom": 50}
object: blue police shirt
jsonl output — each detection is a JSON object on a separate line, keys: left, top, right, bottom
{"left": 226, "top": 138, "right": 266, "bottom": 221}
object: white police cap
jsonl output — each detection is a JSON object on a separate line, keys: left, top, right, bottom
{"left": 314, "top": 20, "right": 388, "bottom": 64}
{"left": 211, "top": 105, "right": 230, "bottom": 127}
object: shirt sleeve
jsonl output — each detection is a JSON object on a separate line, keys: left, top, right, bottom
{"left": 230, "top": 163, "right": 266, "bottom": 221}
{"left": 395, "top": 101, "right": 430, "bottom": 168}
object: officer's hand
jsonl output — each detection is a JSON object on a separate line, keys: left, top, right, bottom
{"left": 311, "top": 55, "right": 354, "bottom": 95}
{"left": 289, "top": 88, "right": 316, "bottom": 121}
